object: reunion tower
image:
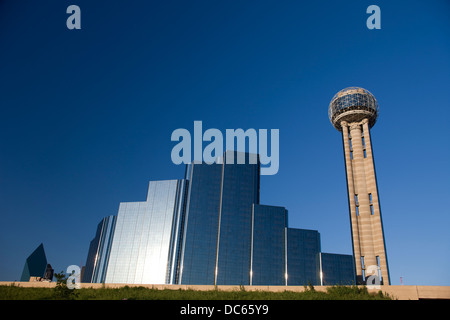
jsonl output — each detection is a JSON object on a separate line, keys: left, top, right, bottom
{"left": 329, "top": 87, "right": 390, "bottom": 285}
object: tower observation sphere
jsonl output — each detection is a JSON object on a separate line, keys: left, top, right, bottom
{"left": 328, "top": 87, "right": 379, "bottom": 131}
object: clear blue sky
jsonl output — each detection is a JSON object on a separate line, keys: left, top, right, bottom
{"left": 0, "top": 0, "right": 449, "bottom": 286}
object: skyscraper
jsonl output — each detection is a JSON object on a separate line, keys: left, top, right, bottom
{"left": 328, "top": 87, "right": 390, "bottom": 285}
{"left": 178, "top": 151, "right": 259, "bottom": 285}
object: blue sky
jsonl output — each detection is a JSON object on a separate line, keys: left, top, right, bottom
{"left": 0, "top": 0, "right": 449, "bottom": 286}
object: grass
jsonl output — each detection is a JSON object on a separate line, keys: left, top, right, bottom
{"left": 0, "top": 284, "right": 392, "bottom": 300}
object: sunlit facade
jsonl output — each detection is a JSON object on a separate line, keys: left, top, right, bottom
{"left": 83, "top": 151, "right": 355, "bottom": 285}
{"left": 104, "top": 180, "right": 187, "bottom": 284}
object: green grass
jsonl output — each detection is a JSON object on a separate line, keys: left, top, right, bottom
{"left": 0, "top": 284, "right": 392, "bottom": 300}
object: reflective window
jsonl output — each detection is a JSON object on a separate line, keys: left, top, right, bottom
{"left": 251, "top": 205, "right": 287, "bottom": 285}
{"left": 83, "top": 215, "right": 116, "bottom": 283}
{"left": 320, "top": 253, "right": 355, "bottom": 285}
{"left": 105, "top": 180, "right": 183, "bottom": 284}
{"left": 286, "top": 228, "right": 321, "bottom": 286}
{"left": 179, "top": 163, "right": 223, "bottom": 285}
{"left": 216, "top": 153, "right": 259, "bottom": 285}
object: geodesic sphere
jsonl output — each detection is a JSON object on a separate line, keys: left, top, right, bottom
{"left": 328, "top": 87, "right": 379, "bottom": 131}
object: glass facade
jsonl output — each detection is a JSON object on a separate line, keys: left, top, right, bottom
{"left": 216, "top": 152, "right": 259, "bottom": 285}
{"left": 179, "top": 162, "right": 223, "bottom": 285}
{"left": 83, "top": 151, "right": 357, "bottom": 286}
{"left": 82, "top": 215, "right": 116, "bottom": 283}
{"left": 105, "top": 179, "right": 187, "bottom": 284}
{"left": 166, "top": 177, "right": 188, "bottom": 284}
{"left": 20, "top": 243, "right": 48, "bottom": 281}
{"left": 286, "top": 228, "right": 321, "bottom": 286}
{"left": 251, "top": 204, "right": 287, "bottom": 286}
{"left": 320, "top": 253, "right": 355, "bottom": 285}
{"left": 179, "top": 151, "right": 259, "bottom": 285}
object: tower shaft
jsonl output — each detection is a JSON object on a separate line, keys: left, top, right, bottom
{"left": 341, "top": 119, "right": 390, "bottom": 285}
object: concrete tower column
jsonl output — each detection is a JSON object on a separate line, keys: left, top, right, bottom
{"left": 342, "top": 119, "right": 389, "bottom": 285}
{"left": 361, "top": 119, "right": 390, "bottom": 284}
{"left": 341, "top": 121, "right": 363, "bottom": 279}
{"left": 329, "top": 87, "right": 390, "bottom": 285}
